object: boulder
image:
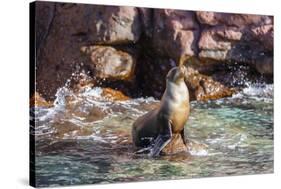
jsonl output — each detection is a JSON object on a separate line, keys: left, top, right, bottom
{"left": 137, "top": 56, "right": 235, "bottom": 101}
{"left": 81, "top": 45, "right": 136, "bottom": 81}
{"left": 152, "top": 9, "right": 200, "bottom": 62}
{"left": 36, "top": 3, "right": 92, "bottom": 100}
{"left": 184, "top": 67, "right": 236, "bottom": 101}
{"left": 250, "top": 24, "right": 273, "bottom": 51}
{"left": 35, "top": 2, "right": 142, "bottom": 100}
{"left": 35, "top": 1, "right": 55, "bottom": 52}
{"left": 88, "top": 6, "right": 142, "bottom": 44}
{"left": 196, "top": 12, "right": 272, "bottom": 27}
{"left": 34, "top": 2, "right": 273, "bottom": 101}
{"left": 101, "top": 88, "right": 130, "bottom": 101}
{"left": 198, "top": 26, "right": 243, "bottom": 61}
{"left": 161, "top": 134, "right": 188, "bottom": 155}
{"left": 196, "top": 12, "right": 273, "bottom": 75}
{"left": 138, "top": 8, "right": 153, "bottom": 38}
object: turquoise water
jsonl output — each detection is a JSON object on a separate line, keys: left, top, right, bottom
{"left": 32, "top": 84, "right": 273, "bottom": 187}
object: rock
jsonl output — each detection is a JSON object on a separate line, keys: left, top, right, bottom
{"left": 30, "top": 92, "right": 53, "bottom": 107}
{"left": 152, "top": 9, "right": 200, "bottom": 62}
{"left": 198, "top": 26, "right": 243, "bottom": 61}
{"left": 196, "top": 12, "right": 273, "bottom": 75}
{"left": 35, "top": 1, "right": 55, "bottom": 52}
{"left": 53, "top": 121, "right": 94, "bottom": 139}
{"left": 34, "top": 2, "right": 273, "bottom": 101}
{"left": 184, "top": 67, "right": 236, "bottom": 101}
{"left": 36, "top": 3, "right": 91, "bottom": 100}
{"left": 199, "top": 26, "right": 242, "bottom": 51}
{"left": 161, "top": 134, "right": 188, "bottom": 155}
{"left": 137, "top": 56, "right": 177, "bottom": 99}
{"left": 81, "top": 45, "right": 136, "bottom": 81}
{"left": 254, "top": 56, "right": 273, "bottom": 75}
{"left": 88, "top": 6, "right": 142, "bottom": 44}
{"left": 138, "top": 56, "right": 235, "bottom": 101}
{"left": 35, "top": 2, "right": 141, "bottom": 100}
{"left": 196, "top": 11, "right": 218, "bottom": 25}
{"left": 138, "top": 8, "right": 153, "bottom": 38}
{"left": 196, "top": 12, "right": 272, "bottom": 27}
{"left": 101, "top": 88, "right": 130, "bottom": 101}
{"left": 250, "top": 24, "right": 273, "bottom": 51}
{"left": 71, "top": 72, "right": 95, "bottom": 93}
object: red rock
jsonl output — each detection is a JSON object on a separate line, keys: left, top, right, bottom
{"left": 250, "top": 24, "right": 273, "bottom": 51}
{"left": 196, "top": 12, "right": 272, "bottom": 27}
{"left": 196, "top": 11, "right": 218, "bottom": 25}
{"left": 152, "top": 9, "right": 200, "bottom": 62}
{"left": 198, "top": 26, "right": 243, "bottom": 61}
{"left": 89, "top": 6, "right": 141, "bottom": 44}
{"left": 34, "top": 2, "right": 273, "bottom": 101}
{"left": 35, "top": 2, "right": 141, "bottom": 100}
{"left": 196, "top": 12, "right": 273, "bottom": 75}
{"left": 199, "top": 26, "right": 242, "bottom": 51}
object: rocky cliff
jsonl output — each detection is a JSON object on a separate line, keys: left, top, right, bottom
{"left": 33, "top": 2, "right": 273, "bottom": 101}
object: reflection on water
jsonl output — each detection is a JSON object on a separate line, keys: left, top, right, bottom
{"left": 32, "top": 84, "right": 273, "bottom": 187}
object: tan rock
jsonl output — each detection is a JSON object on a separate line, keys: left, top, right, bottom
{"left": 81, "top": 46, "right": 136, "bottom": 82}
{"left": 101, "top": 88, "right": 130, "bottom": 101}
{"left": 30, "top": 92, "right": 53, "bottom": 108}
{"left": 161, "top": 134, "right": 188, "bottom": 155}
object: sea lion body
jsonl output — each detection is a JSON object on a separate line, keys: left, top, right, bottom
{"left": 132, "top": 66, "right": 190, "bottom": 156}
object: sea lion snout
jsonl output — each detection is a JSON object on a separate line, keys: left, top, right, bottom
{"left": 167, "top": 66, "right": 187, "bottom": 83}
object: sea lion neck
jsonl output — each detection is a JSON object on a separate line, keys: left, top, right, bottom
{"left": 165, "top": 79, "right": 189, "bottom": 101}
{"left": 166, "top": 77, "right": 185, "bottom": 87}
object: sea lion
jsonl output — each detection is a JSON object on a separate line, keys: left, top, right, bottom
{"left": 132, "top": 65, "right": 190, "bottom": 156}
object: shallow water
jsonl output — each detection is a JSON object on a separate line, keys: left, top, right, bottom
{"left": 32, "top": 84, "right": 273, "bottom": 187}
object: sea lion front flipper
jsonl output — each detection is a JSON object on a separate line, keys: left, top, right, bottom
{"left": 149, "top": 121, "right": 172, "bottom": 157}
{"left": 135, "top": 147, "right": 152, "bottom": 154}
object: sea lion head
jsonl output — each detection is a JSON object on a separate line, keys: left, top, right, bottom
{"left": 166, "top": 66, "right": 187, "bottom": 84}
